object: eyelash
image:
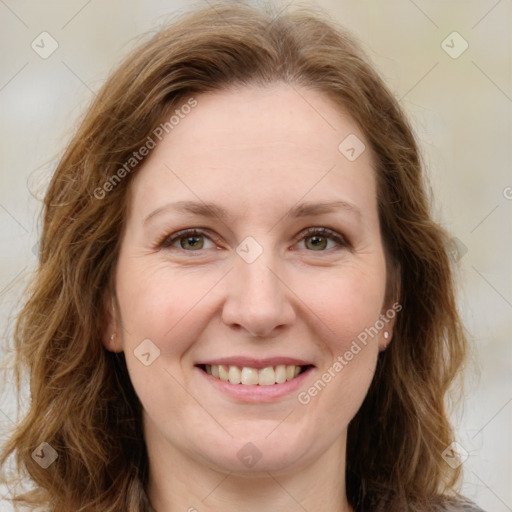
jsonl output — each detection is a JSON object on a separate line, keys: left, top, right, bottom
{"left": 156, "top": 227, "right": 350, "bottom": 253}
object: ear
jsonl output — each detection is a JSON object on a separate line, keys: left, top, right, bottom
{"left": 378, "top": 261, "right": 402, "bottom": 352}
{"left": 101, "top": 291, "right": 124, "bottom": 353}
{"left": 377, "top": 300, "right": 401, "bottom": 351}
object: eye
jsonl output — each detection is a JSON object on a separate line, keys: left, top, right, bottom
{"left": 158, "top": 229, "right": 217, "bottom": 251}
{"left": 295, "top": 227, "right": 349, "bottom": 251}
{"left": 156, "top": 226, "right": 349, "bottom": 253}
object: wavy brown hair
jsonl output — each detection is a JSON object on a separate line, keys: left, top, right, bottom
{"left": 1, "top": 2, "right": 469, "bottom": 511}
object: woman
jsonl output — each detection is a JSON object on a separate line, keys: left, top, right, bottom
{"left": 1, "top": 2, "right": 484, "bottom": 511}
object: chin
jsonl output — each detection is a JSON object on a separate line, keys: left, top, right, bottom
{"left": 192, "top": 426, "right": 314, "bottom": 476}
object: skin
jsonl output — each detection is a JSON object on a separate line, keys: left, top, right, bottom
{"left": 104, "top": 83, "right": 396, "bottom": 512}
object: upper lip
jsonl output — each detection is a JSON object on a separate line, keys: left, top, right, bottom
{"left": 196, "top": 356, "right": 314, "bottom": 369}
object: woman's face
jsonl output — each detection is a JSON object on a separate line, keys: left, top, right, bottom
{"left": 108, "top": 83, "right": 394, "bottom": 475}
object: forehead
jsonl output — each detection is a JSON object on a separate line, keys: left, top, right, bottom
{"left": 128, "top": 83, "right": 377, "bottom": 221}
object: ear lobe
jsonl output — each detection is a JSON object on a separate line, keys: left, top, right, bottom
{"left": 103, "top": 331, "right": 123, "bottom": 353}
{"left": 101, "top": 294, "right": 123, "bottom": 353}
{"left": 378, "top": 299, "right": 402, "bottom": 351}
{"left": 379, "top": 259, "right": 401, "bottom": 351}
{"left": 378, "top": 329, "right": 392, "bottom": 352}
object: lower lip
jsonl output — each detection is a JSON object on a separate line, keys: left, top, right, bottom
{"left": 196, "top": 366, "right": 314, "bottom": 403}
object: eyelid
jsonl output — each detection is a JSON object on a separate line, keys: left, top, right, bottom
{"left": 292, "top": 226, "right": 351, "bottom": 250}
{"left": 156, "top": 228, "right": 221, "bottom": 250}
{"left": 157, "top": 226, "right": 350, "bottom": 252}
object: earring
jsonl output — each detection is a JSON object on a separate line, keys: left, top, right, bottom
{"left": 110, "top": 333, "right": 116, "bottom": 342}
{"left": 383, "top": 331, "right": 389, "bottom": 340}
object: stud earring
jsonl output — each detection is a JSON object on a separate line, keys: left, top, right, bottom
{"left": 383, "top": 331, "right": 389, "bottom": 340}
{"left": 110, "top": 333, "right": 116, "bottom": 342}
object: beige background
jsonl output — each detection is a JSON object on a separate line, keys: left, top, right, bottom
{"left": 1, "top": 1, "right": 511, "bottom": 510}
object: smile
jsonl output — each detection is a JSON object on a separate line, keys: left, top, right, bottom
{"left": 199, "top": 364, "right": 310, "bottom": 385}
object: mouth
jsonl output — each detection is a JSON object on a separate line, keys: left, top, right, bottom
{"left": 196, "top": 363, "right": 313, "bottom": 386}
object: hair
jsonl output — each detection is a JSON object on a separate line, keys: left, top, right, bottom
{"left": 1, "top": 1, "right": 469, "bottom": 511}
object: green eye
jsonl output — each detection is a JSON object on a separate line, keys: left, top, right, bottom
{"left": 158, "top": 226, "right": 349, "bottom": 253}
{"left": 298, "top": 227, "right": 348, "bottom": 251}
{"left": 178, "top": 235, "right": 205, "bottom": 250}
{"left": 160, "top": 229, "right": 215, "bottom": 251}
{"left": 304, "top": 235, "right": 330, "bottom": 250}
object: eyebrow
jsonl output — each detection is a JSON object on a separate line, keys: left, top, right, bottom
{"left": 143, "top": 199, "right": 361, "bottom": 225}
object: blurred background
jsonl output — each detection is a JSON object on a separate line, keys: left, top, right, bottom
{"left": 0, "top": 1, "right": 510, "bottom": 510}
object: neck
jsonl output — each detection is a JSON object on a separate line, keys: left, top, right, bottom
{"left": 145, "top": 417, "right": 352, "bottom": 512}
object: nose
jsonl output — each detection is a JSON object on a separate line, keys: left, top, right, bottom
{"left": 221, "top": 254, "right": 296, "bottom": 338}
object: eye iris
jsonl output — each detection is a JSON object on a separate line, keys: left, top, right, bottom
{"left": 181, "top": 235, "right": 204, "bottom": 250}
{"left": 305, "top": 235, "right": 327, "bottom": 250}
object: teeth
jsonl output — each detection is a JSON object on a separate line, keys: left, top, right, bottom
{"left": 228, "top": 365, "right": 241, "bottom": 384}
{"left": 275, "top": 364, "right": 287, "bottom": 384}
{"left": 241, "top": 367, "right": 259, "bottom": 385}
{"left": 258, "top": 366, "right": 275, "bottom": 386}
{"left": 219, "top": 365, "right": 229, "bottom": 382}
{"left": 205, "top": 364, "right": 305, "bottom": 385}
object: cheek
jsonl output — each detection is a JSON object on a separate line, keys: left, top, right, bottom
{"left": 293, "top": 258, "right": 387, "bottom": 352}
{"left": 115, "top": 258, "right": 220, "bottom": 355}
{"left": 115, "top": 264, "right": 218, "bottom": 428}
{"left": 291, "top": 259, "right": 385, "bottom": 413}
